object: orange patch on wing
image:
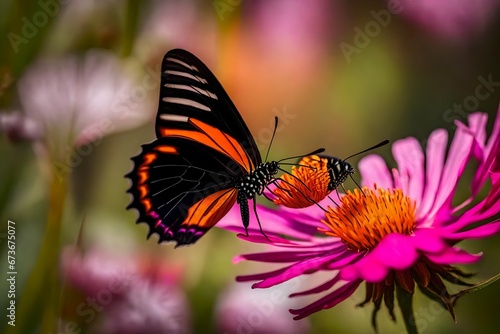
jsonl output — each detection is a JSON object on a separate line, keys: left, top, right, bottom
{"left": 135, "top": 150, "right": 170, "bottom": 214}
{"left": 273, "top": 155, "right": 330, "bottom": 208}
{"left": 159, "top": 119, "right": 253, "bottom": 172}
{"left": 181, "top": 189, "right": 237, "bottom": 229}
{"left": 156, "top": 145, "right": 178, "bottom": 154}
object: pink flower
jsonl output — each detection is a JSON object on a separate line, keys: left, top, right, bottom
{"left": 216, "top": 282, "right": 310, "bottom": 334}
{"left": 218, "top": 108, "right": 500, "bottom": 329}
{"left": 61, "top": 247, "right": 189, "bottom": 334}
{"left": 396, "top": 0, "right": 500, "bottom": 41}
{"left": 1, "top": 50, "right": 152, "bottom": 155}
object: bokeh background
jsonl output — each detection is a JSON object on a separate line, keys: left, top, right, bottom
{"left": 1, "top": 0, "right": 500, "bottom": 333}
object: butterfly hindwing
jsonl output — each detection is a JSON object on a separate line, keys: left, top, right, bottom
{"left": 126, "top": 136, "right": 245, "bottom": 245}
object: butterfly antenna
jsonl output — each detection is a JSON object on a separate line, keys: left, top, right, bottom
{"left": 349, "top": 175, "right": 366, "bottom": 195}
{"left": 264, "top": 117, "right": 279, "bottom": 162}
{"left": 277, "top": 148, "right": 325, "bottom": 163}
{"left": 279, "top": 162, "right": 317, "bottom": 169}
{"left": 343, "top": 140, "right": 389, "bottom": 161}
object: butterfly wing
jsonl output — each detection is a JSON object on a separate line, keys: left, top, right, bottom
{"left": 126, "top": 49, "right": 265, "bottom": 246}
{"left": 156, "top": 49, "right": 261, "bottom": 168}
{"left": 126, "top": 136, "right": 246, "bottom": 246}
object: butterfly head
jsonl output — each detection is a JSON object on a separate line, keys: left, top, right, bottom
{"left": 265, "top": 161, "right": 280, "bottom": 176}
{"left": 324, "top": 157, "right": 355, "bottom": 190}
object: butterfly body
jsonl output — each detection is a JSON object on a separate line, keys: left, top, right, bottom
{"left": 126, "top": 49, "right": 282, "bottom": 247}
{"left": 235, "top": 161, "right": 279, "bottom": 199}
{"left": 235, "top": 161, "right": 279, "bottom": 228}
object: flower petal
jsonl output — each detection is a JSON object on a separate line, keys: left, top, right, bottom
{"left": 411, "top": 228, "right": 447, "bottom": 253}
{"left": 428, "top": 124, "right": 474, "bottom": 224}
{"left": 470, "top": 108, "right": 500, "bottom": 192}
{"left": 359, "top": 155, "right": 394, "bottom": 189}
{"left": 340, "top": 256, "right": 388, "bottom": 282}
{"left": 289, "top": 280, "right": 362, "bottom": 320}
{"left": 253, "top": 253, "right": 343, "bottom": 288}
{"left": 341, "top": 233, "right": 420, "bottom": 283}
{"left": 290, "top": 275, "right": 341, "bottom": 297}
{"left": 426, "top": 247, "right": 482, "bottom": 265}
{"left": 444, "top": 221, "right": 500, "bottom": 240}
{"left": 444, "top": 173, "right": 500, "bottom": 233}
{"left": 417, "top": 129, "right": 448, "bottom": 223}
{"left": 392, "top": 137, "right": 425, "bottom": 206}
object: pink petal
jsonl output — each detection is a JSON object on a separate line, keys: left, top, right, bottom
{"left": 458, "top": 112, "right": 488, "bottom": 152}
{"left": 252, "top": 253, "right": 341, "bottom": 288}
{"left": 340, "top": 256, "right": 388, "bottom": 283}
{"left": 218, "top": 205, "right": 318, "bottom": 241}
{"left": 445, "top": 181, "right": 500, "bottom": 233}
{"left": 371, "top": 233, "right": 419, "bottom": 270}
{"left": 290, "top": 274, "right": 341, "bottom": 297}
{"left": 391, "top": 167, "right": 404, "bottom": 190}
{"left": 359, "top": 155, "right": 394, "bottom": 189}
{"left": 425, "top": 247, "right": 482, "bottom": 265}
{"left": 235, "top": 249, "right": 329, "bottom": 264}
{"left": 444, "top": 221, "right": 500, "bottom": 240}
{"left": 324, "top": 251, "right": 363, "bottom": 269}
{"left": 411, "top": 228, "right": 446, "bottom": 253}
{"left": 236, "top": 267, "right": 289, "bottom": 283}
{"left": 289, "top": 280, "right": 362, "bottom": 320}
{"left": 427, "top": 124, "right": 474, "bottom": 223}
{"left": 472, "top": 108, "right": 500, "bottom": 192}
{"left": 237, "top": 233, "right": 296, "bottom": 245}
{"left": 392, "top": 137, "right": 425, "bottom": 206}
{"left": 341, "top": 233, "right": 421, "bottom": 283}
{"left": 418, "top": 129, "right": 448, "bottom": 223}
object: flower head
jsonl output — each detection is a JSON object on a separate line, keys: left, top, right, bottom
{"left": 396, "top": 0, "right": 500, "bottom": 41}
{"left": 216, "top": 281, "right": 310, "bottom": 334}
{"left": 219, "top": 108, "right": 500, "bottom": 329}
{"left": 61, "top": 246, "right": 189, "bottom": 334}
{"left": 1, "top": 50, "right": 152, "bottom": 157}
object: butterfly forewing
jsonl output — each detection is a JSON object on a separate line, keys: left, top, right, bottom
{"left": 157, "top": 49, "right": 261, "bottom": 167}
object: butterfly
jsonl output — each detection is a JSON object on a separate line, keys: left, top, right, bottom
{"left": 272, "top": 141, "right": 389, "bottom": 208}
{"left": 126, "top": 49, "right": 321, "bottom": 247}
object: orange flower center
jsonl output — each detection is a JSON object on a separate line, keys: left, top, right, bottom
{"left": 320, "top": 187, "right": 416, "bottom": 251}
{"left": 272, "top": 155, "right": 330, "bottom": 208}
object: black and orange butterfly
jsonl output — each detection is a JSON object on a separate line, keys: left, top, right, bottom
{"left": 126, "top": 49, "right": 322, "bottom": 246}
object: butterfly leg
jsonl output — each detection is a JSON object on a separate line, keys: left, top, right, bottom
{"left": 253, "top": 198, "right": 271, "bottom": 242}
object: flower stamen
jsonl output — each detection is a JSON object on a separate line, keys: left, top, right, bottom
{"left": 321, "top": 187, "right": 416, "bottom": 251}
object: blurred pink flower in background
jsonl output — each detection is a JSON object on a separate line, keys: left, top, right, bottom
{"left": 216, "top": 281, "right": 310, "bottom": 334}
{"left": 220, "top": 108, "right": 500, "bottom": 329}
{"left": 61, "top": 246, "right": 189, "bottom": 334}
{"left": 134, "top": 0, "right": 217, "bottom": 66}
{"left": 396, "top": 0, "right": 500, "bottom": 41}
{"left": 0, "top": 111, "right": 43, "bottom": 142}
{"left": 0, "top": 50, "right": 152, "bottom": 156}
